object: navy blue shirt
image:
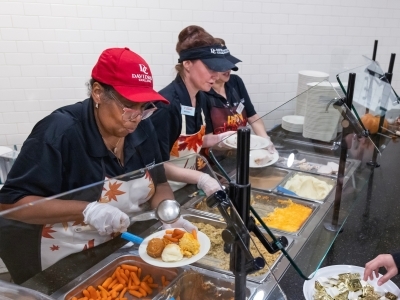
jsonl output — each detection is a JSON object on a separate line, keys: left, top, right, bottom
{"left": 150, "top": 75, "right": 213, "bottom": 161}
{"left": 204, "top": 74, "right": 257, "bottom": 133}
{"left": 0, "top": 97, "right": 166, "bottom": 283}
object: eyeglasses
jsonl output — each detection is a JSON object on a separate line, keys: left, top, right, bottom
{"left": 109, "top": 92, "right": 157, "bottom": 121}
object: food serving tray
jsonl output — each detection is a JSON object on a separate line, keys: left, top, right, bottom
{"left": 177, "top": 214, "right": 294, "bottom": 283}
{"left": 153, "top": 269, "right": 252, "bottom": 299}
{"left": 58, "top": 255, "right": 182, "bottom": 300}
{"left": 250, "top": 191, "right": 319, "bottom": 236}
{"left": 276, "top": 171, "right": 336, "bottom": 203}
{"left": 232, "top": 167, "right": 291, "bottom": 192}
{"left": 275, "top": 151, "right": 354, "bottom": 177}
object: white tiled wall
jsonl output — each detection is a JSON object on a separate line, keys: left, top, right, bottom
{"left": 1, "top": 0, "right": 400, "bottom": 148}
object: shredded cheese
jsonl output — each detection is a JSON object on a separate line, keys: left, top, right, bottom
{"left": 261, "top": 200, "right": 312, "bottom": 232}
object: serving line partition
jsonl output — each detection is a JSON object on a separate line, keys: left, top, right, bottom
{"left": 0, "top": 155, "right": 287, "bottom": 300}
{"left": 206, "top": 78, "right": 378, "bottom": 296}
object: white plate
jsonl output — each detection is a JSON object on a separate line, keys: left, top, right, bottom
{"left": 282, "top": 115, "right": 304, "bottom": 125}
{"left": 303, "top": 265, "right": 400, "bottom": 300}
{"left": 223, "top": 134, "right": 270, "bottom": 150}
{"left": 138, "top": 228, "right": 210, "bottom": 268}
{"left": 249, "top": 149, "right": 279, "bottom": 168}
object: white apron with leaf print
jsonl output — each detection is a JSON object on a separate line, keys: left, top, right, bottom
{"left": 168, "top": 111, "right": 207, "bottom": 191}
{"left": 40, "top": 171, "right": 154, "bottom": 270}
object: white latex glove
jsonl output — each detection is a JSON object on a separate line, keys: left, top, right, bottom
{"left": 83, "top": 202, "right": 130, "bottom": 236}
{"left": 162, "top": 216, "right": 198, "bottom": 233}
{"left": 261, "top": 136, "right": 276, "bottom": 154}
{"left": 197, "top": 173, "right": 222, "bottom": 196}
{"left": 217, "top": 131, "right": 237, "bottom": 148}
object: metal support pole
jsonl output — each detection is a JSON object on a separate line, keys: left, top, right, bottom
{"left": 326, "top": 73, "right": 356, "bottom": 232}
{"left": 368, "top": 53, "right": 396, "bottom": 167}
{"left": 366, "top": 40, "right": 378, "bottom": 114}
{"left": 232, "top": 127, "right": 251, "bottom": 300}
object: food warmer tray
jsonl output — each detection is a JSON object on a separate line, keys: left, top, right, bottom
{"left": 274, "top": 151, "right": 356, "bottom": 178}
{"left": 276, "top": 171, "right": 336, "bottom": 203}
{"left": 232, "top": 166, "right": 291, "bottom": 192}
{"left": 52, "top": 253, "right": 260, "bottom": 300}
{"left": 184, "top": 190, "right": 318, "bottom": 235}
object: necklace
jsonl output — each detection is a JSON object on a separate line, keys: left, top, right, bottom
{"left": 102, "top": 137, "right": 122, "bottom": 155}
{"left": 111, "top": 138, "right": 122, "bottom": 155}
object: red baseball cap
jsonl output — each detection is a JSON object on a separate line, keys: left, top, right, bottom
{"left": 91, "top": 47, "right": 169, "bottom": 104}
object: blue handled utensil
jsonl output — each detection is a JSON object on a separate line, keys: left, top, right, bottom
{"left": 277, "top": 185, "right": 297, "bottom": 196}
{"left": 121, "top": 232, "right": 144, "bottom": 244}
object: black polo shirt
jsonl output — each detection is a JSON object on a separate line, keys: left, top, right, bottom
{"left": 204, "top": 74, "right": 257, "bottom": 132}
{"left": 150, "top": 74, "right": 213, "bottom": 161}
{"left": 0, "top": 97, "right": 166, "bottom": 283}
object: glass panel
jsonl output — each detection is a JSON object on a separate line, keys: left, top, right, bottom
{"left": 336, "top": 56, "right": 400, "bottom": 147}
{"left": 0, "top": 154, "right": 286, "bottom": 299}
{"left": 208, "top": 80, "right": 376, "bottom": 285}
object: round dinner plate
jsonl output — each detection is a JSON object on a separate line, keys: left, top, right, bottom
{"left": 303, "top": 265, "right": 400, "bottom": 300}
{"left": 249, "top": 149, "right": 279, "bottom": 168}
{"left": 138, "top": 228, "right": 210, "bottom": 268}
{"left": 223, "top": 134, "right": 270, "bottom": 150}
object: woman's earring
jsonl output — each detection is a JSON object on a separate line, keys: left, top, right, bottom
{"left": 95, "top": 103, "right": 99, "bottom": 109}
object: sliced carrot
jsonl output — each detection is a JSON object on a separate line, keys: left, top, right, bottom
{"left": 140, "top": 282, "right": 152, "bottom": 295}
{"left": 172, "top": 232, "right": 184, "bottom": 240}
{"left": 192, "top": 229, "right": 197, "bottom": 240}
{"left": 120, "top": 264, "right": 138, "bottom": 272}
{"left": 98, "top": 286, "right": 108, "bottom": 298}
{"left": 107, "top": 279, "right": 118, "bottom": 290}
{"left": 112, "top": 266, "right": 121, "bottom": 279}
{"left": 130, "top": 271, "right": 140, "bottom": 286}
{"left": 82, "top": 290, "right": 90, "bottom": 298}
{"left": 165, "top": 229, "right": 173, "bottom": 234}
{"left": 161, "top": 275, "right": 166, "bottom": 286}
{"left": 118, "top": 287, "right": 127, "bottom": 299}
{"left": 87, "top": 286, "right": 97, "bottom": 300}
{"left": 129, "top": 285, "right": 140, "bottom": 290}
{"left": 163, "top": 235, "right": 179, "bottom": 243}
{"left": 115, "top": 272, "right": 126, "bottom": 285}
{"left": 173, "top": 229, "right": 186, "bottom": 236}
{"left": 141, "top": 275, "right": 150, "bottom": 283}
{"left": 138, "top": 287, "right": 147, "bottom": 297}
{"left": 128, "top": 290, "right": 143, "bottom": 298}
{"left": 101, "top": 277, "right": 113, "bottom": 289}
{"left": 119, "top": 270, "right": 129, "bottom": 283}
{"left": 111, "top": 283, "right": 124, "bottom": 293}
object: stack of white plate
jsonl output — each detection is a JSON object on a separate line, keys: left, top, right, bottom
{"left": 282, "top": 115, "right": 304, "bottom": 133}
{"left": 302, "top": 82, "right": 342, "bottom": 142}
{"left": 295, "top": 70, "right": 329, "bottom": 116}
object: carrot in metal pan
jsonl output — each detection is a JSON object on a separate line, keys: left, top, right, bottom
{"left": 130, "top": 271, "right": 140, "bottom": 286}
{"left": 120, "top": 264, "right": 138, "bottom": 272}
{"left": 82, "top": 289, "right": 90, "bottom": 298}
{"left": 138, "top": 287, "right": 147, "bottom": 297}
{"left": 128, "top": 290, "right": 143, "bottom": 298}
{"left": 137, "top": 267, "right": 142, "bottom": 280}
{"left": 101, "top": 277, "right": 113, "bottom": 288}
{"left": 140, "top": 281, "right": 153, "bottom": 295}
{"left": 141, "top": 274, "right": 150, "bottom": 283}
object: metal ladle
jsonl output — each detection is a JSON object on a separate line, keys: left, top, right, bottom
{"left": 74, "top": 199, "right": 181, "bottom": 233}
